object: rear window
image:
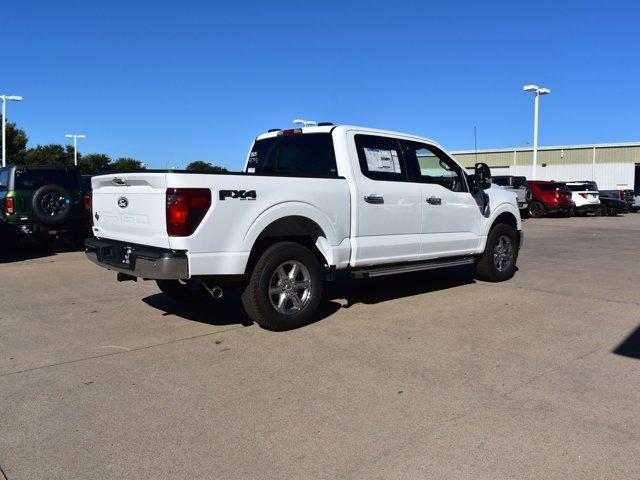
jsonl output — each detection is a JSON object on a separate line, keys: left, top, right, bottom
{"left": 567, "top": 184, "right": 596, "bottom": 192}
{"left": 513, "top": 176, "right": 527, "bottom": 188}
{"left": 536, "top": 183, "right": 563, "bottom": 191}
{"left": 492, "top": 177, "right": 509, "bottom": 186}
{"left": 246, "top": 133, "right": 338, "bottom": 177}
{"left": 14, "top": 168, "right": 80, "bottom": 190}
{"left": 0, "top": 169, "right": 8, "bottom": 189}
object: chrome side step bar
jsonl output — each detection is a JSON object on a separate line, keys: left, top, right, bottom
{"left": 350, "top": 256, "right": 476, "bottom": 279}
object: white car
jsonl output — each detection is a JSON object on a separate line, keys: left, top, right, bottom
{"left": 86, "top": 124, "right": 523, "bottom": 330}
{"left": 565, "top": 182, "right": 601, "bottom": 215}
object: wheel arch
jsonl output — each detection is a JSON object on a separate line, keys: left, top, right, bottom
{"left": 484, "top": 203, "right": 521, "bottom": 237}
{"left": 243, "top": 211, "right": 335, "bottom": 277}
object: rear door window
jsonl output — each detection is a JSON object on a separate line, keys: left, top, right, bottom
{"left": 354, "top": 134, "right": 406, "bottom": 182}
{"left": 246, "top": 133, "right": 338, "bottom": 177}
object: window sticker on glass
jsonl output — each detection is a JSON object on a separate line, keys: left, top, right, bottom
{"left": 364, "top": 148, "right": 401, "bottom": 173}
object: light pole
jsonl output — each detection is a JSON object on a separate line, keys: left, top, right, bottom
{"left": 1, "top": 94, "right": 23, "bottom": 168}
{"left": 523, "top": 85, "right": 550, "bottom": 180}
{"left": 65, "top": 134, "right": 86, "bottom": 166}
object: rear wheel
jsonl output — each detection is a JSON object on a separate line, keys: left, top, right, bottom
{"left": 596, "top": 204, "right": 608, "bottom": 216}
{"left": 156, "top": 279, "right": 209, "bottom": 303}
{"left": 528, "top": 200, "right": 546, "bottom": 218}
{"left": 475, "top": 223, "right": 519, "bottom": 282}
{"left": 242, "top": 241, "right": 323, "bottom": 331}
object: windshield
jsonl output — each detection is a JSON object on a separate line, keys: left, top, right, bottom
{"left": 14, "top": 168, "right": 80, "bottom": 190}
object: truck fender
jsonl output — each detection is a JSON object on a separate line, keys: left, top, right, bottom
{"left": 478, "top": 202, "right": 522, "bottom": 251}
{"left": 242, "top": 201, "right": 339, "bottom": 264}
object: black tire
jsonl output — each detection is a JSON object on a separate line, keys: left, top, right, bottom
{"left": 31, "top": 184, "right": 73, "bottom": 226}
{"left": 156, "top": 279, "right": 209, "bottom": 303}
{"left": 241, "top": 241, "right": 323, "bottom": 331}
{"left": 596, "top": 204, "right": 608, "bottom": 216}
{"left": 528, "top": 200, "right": 546, "bottom": 218}
{"left": 475, "top": 223, "right": 519, "bottom": 282}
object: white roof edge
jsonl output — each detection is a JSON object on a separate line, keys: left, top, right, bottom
{"left": 255, "top": 124, "right": 440, "bottom": 145}
{"left": 452, "top": 141, "right": 640, "bottom": 154}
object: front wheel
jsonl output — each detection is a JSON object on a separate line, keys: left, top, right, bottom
{"left": 475, "top": 224, "right": 519, "bottom": 282}
{"left": 242, "top": 241, "right": 323, "bottom": 331}
{"left": 156, "top": 279, "right": 209, "bottom": 303}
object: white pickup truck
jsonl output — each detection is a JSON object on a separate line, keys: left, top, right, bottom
{"left": 86, "top": 124, "right": 523, "bottom": 330}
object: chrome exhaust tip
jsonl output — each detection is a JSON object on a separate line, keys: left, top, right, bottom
{"left": 204, "top": 283, "right": 224, "bottom": 299}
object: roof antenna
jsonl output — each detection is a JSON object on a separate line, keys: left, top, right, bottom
{"left": 293, "top": 119, "right": 317, "bottom": 127}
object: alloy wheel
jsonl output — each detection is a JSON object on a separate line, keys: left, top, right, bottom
{"left": 268, "top": 260, "right": 312, "bottom": 315}
{"left": 493, "top": 235, "right": 514, "bottom": 272}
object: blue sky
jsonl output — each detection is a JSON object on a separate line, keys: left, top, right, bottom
{"left": 4, "top": 0, "right": 639, "bottom": 169}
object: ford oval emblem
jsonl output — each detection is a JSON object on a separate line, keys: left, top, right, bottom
{"left": 117, "top": 197, "right": 129, "bottom": 209}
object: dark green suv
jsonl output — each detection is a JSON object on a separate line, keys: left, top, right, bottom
{"left": 0, "top": 165, "right": 91, "bottom": 247}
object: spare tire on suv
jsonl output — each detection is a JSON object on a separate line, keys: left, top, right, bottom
{"left": 31, "top": 184, "right": 73, "bottom": 226}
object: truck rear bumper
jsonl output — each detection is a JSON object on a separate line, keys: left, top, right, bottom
{"left": 85, "top": 237, "right": 189, "bottom": 280}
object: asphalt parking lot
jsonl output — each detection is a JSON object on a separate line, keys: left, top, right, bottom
{"left": 1, "top": 215, "right": 639, "bottom": 479}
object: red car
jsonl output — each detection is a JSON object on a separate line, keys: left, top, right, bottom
{"left": 527, "top": 180, "right": 573, "bottom": 218}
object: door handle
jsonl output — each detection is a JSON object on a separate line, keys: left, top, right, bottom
{"left": 364, "top": 194, "right": 384, "bottom": 204}
{"left": 427, "top": 196, "right": 442, "bottom": 205}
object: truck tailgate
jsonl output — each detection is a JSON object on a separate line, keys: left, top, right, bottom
{"left": 91, "top": 173, "right": 170, "bottom": 248}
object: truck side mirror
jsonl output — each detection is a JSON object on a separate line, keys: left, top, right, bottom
{"left": 473, "top": 163, "right": 491, "bottom": 190}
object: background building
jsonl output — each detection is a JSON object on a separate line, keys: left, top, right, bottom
{"left": 452, "top": 142, "right": 640, "bottom": 192}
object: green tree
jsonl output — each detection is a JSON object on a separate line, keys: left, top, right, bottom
{"left": 78, "top": 153, "right": 111, "bottom": 174}
{"left": 110, "top": 157, "right": 146, "bottom": 171}
{"left": 21, "top": 144, "right": 74, "bottom": 166}
{"left": 186, "top": 161, "right": 228, "bottom": 173}
{"left": 2, "top": 122, "right": 28, "bottom": 164}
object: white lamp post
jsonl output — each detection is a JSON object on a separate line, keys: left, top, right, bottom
{"left": 1, "top": 94, "right": 23, "bottom": 167}
{"left": 523, "top": 85, "right": 550, "bottom": 180}
{"left": 65, "top": 134, "right": 86, "bottom": 166}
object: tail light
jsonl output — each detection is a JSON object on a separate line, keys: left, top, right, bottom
{"left": 278, "top": 128, "right": 302, "bottom": 136}
{"left": 83, "top": 194, "right": 92, "bottom": 213}
{"left": 166, "top": 188, "right": 211, "bottom": 237}
{"left": 5, "top": 197, "right": 14, "bottom": 215}
{"left": 619, "top": 191, "right": 625, "bottom": 200}
{"left": 580, "top": 193, "right": 589, "bottom": 199}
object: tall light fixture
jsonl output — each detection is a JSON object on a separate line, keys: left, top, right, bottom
{"left": 523, "top": 85, "right": 551, "bottom": 180}
{"left": 1, "top": 94, "right": 23, "bottom": 167}
{"left": 65, "top": 134, "right": 86, "bottom": 166}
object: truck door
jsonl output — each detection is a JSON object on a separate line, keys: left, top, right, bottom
{"left": 400, "top": 140, "right": 482, "bottom": 259}
{"left": 349, "top": 133, "right": 422, "bottom": 266}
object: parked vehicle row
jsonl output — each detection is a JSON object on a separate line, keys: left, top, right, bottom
{"left": 490, "top": 176, "right": 633, "bottom": 218}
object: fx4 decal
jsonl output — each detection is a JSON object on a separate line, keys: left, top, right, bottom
{"left": 219, "top": 190, "right": 257, "bottom": 201}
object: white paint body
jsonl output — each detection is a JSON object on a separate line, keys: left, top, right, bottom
{"left": 91, "top": 126, "right": 522, "bottom": 277}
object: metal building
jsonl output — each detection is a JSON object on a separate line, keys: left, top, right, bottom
{"left": 452, "top": 142, "right": 640, "bottom": 191}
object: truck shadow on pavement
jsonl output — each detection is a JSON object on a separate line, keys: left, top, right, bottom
{"left": 613, "top": 324, "right": 640, "bottom": 360}
{"left": 142, "top": 266, "right": 477, "bottom": 329}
